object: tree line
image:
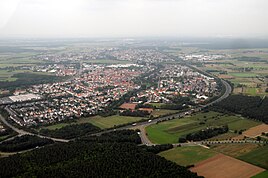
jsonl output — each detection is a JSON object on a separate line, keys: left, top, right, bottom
{"left": 179, "top": 125, "right": 229, "bottom": 143}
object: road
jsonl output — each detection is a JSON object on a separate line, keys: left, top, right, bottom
{"left": 0, "top": 114, "right": 69, "bottom": 143}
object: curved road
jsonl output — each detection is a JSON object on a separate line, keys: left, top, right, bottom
{"left": 0, "top": 114, "right": 69, "bottom": 143}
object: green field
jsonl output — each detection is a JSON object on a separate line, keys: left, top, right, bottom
{"left": 238, "top": 145, "right": 268, "bottom": 170}
{"left": 210, "top": 143, "right": 260, "bottom": 158}
{"left": 78, "top": 115, "right": 145, "bottom": 129}
{"left": 151, "top": 109, "right": 178, "bottom": 117}
{"left": 229, "top": 72, "right": 257, "bottom": 78}
{"left": 146, "top": 111, "right": 260, "bottom": 144}
{"left": 252, "top": 171, "right": 268, "bottom": 178}
{"left": 158, "top": 146, "right": 217, "bottom": 166}
{"left": 44, "top": 123, "right": 71, "bottom": 130}
{"left": 41, "top": 114, "right": 145, "bottom": 130}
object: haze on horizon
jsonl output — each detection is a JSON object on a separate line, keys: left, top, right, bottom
{"left": 0, "top": 0, "right": 268, "bottom": 39}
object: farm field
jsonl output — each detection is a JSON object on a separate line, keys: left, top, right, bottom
{"left": 146, "top": 111, "right": 260, "bottom": 144}
{"left": 241, "top": 124, "right": 268, "bottom": 138}
{"left": 190, "top": 154, "right": 264, "bottom": 178}
{"left": 200, "top": 55, "right": 268, "bottom": 96}
{"left": 158, "top": 146, "right": 217, "bottom": 166}
{"left": 238, "top": 145, "right": 268, "bottom": 170}
{"left": 210, "top": 143, "right": 261, "bottom": 158}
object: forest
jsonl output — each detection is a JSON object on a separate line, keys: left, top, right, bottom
{"left": 0, "top": 140, "right": 202, "bottom": 177}
{"left": 39, "top": 123, "right": 101, "bottom": 139}
{"left": 214, "top": 95, "right": 268, "bottom": 123}
{"left": 0, "top": 135, "right": 54, "bottom": 152}
{"left": 78, "top": 130, "right": 142, "bottom": 144}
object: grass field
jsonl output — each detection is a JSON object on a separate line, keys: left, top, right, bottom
{"left": 252, "top": 170, "right": 268, "bottom": 178}
{"left": 158, "top": 146, "right": 217, "bottom": 166}
{"left": 44, "top": 123, "right": 71, "bottom": 130}
{"left": 146, "top": 111, "right": 260, "bottom": 144}
{"left": 238, "top": 145, "right": 268, "bottom": 170}
{"left": 150, "top": 109, "right": 178, "bottom": 117}
{"left": 229, "top": 72, "right": 257, "bottom": 78}
{"left": 78, "top": 115, "right": 144, "bottom": 129}
{"left": 149, "top": 103, "right": 166, "bottom": 108}
{"left": 210, "top": 144, "right": 261, "bottom": 158}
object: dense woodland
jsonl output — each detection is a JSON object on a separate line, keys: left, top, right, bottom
{"left": 39, "top": 123, "right": 101, "bottom": 139}
{"left": 179, "top": 126, "right": 229, "bottom": 143}
{"left": 78, "top": 130, "right": 142, "bottom": 144}
{"left": 0, "top": 135, "right": 54, "bottom": 152}
{"left": 0, "top": 142, "right": 201, "bottom": 177}
{"left": 214, "top": 95, "right": 268, "bottom": 123}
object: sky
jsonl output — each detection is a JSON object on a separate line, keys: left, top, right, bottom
{"left": 0, "top": 0, "right": 268, "bottom": 38}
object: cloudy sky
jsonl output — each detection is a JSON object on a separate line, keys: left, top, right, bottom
{"left": 0, "top": 0, "right": 267, "bottom": 38}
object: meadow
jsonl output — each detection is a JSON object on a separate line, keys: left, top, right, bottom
{"left": 238, "top": 145, "right": 268, "bottom": 170}
{"left": 158, "top": 146, "right": 217, "bottom": 166}
{"left": 146, "top": 111, "right": 260, "bottom": 144}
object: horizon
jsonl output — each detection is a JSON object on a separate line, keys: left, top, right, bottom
{"left": 1, "top": 0, "right": 268, "bottom": 38}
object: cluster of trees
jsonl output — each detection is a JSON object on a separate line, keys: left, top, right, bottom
{"left": 78, "top": 130, "right": 141, "bottom": 144}
{"left": 214, "top": 95, "right": 268, "bottom": 123}
{"left": 0, "top": 135, "right": 54, "bottom": 152}
{"left": 179, "top": 126, "right": 229, "bottom": 143}
{"left": 39, "top": 123, "right": 101, "bottom": 139}
{"left": 119, "top": 109, "right": 150, "bottom": 117}
{"left": 0, "top": 142, "right": 202, "bottom": 178}
{"left": 0, "top": 73, "right": 68, "bottom": 90}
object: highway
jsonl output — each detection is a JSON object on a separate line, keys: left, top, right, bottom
{"left": 0, "top": 114, "right": 69, "bottom": 143}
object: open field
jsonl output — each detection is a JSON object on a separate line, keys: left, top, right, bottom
{"left": 158, "top": 146, "right": 217, "bottom": 166}
{"left": 0, "top": 70, "right": 54, "bottom": 82}
{"left": 149, "top": 103, "right": 166, "bottom": 108}
{"left": 210, "top": 143, "right": 261, "bottom": 158}
{"left": 78, "top": 115, "right": 145, "bottom": 129}
{"left": 252, "top": 171, "right": 268, "bottom": 178}
{"left": 199, "top": 50, "right": 268, "bottom": 96}
{"left": 44, "top": 123, "right": 71, "bottom": 130}
{"left": 241, "top": 124, "right": 268, "bottom": 138}
{"left": 238, "top": 145, "right": 268, "bottom": 170}
{"left": 150, "top": 109, "right": 178, "bottom": 117}
{"left": 146, "top": 111, "right": 260, "bottom": 144}
{"left": 190, "top": 154, "right": 265, "bottom": 178}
